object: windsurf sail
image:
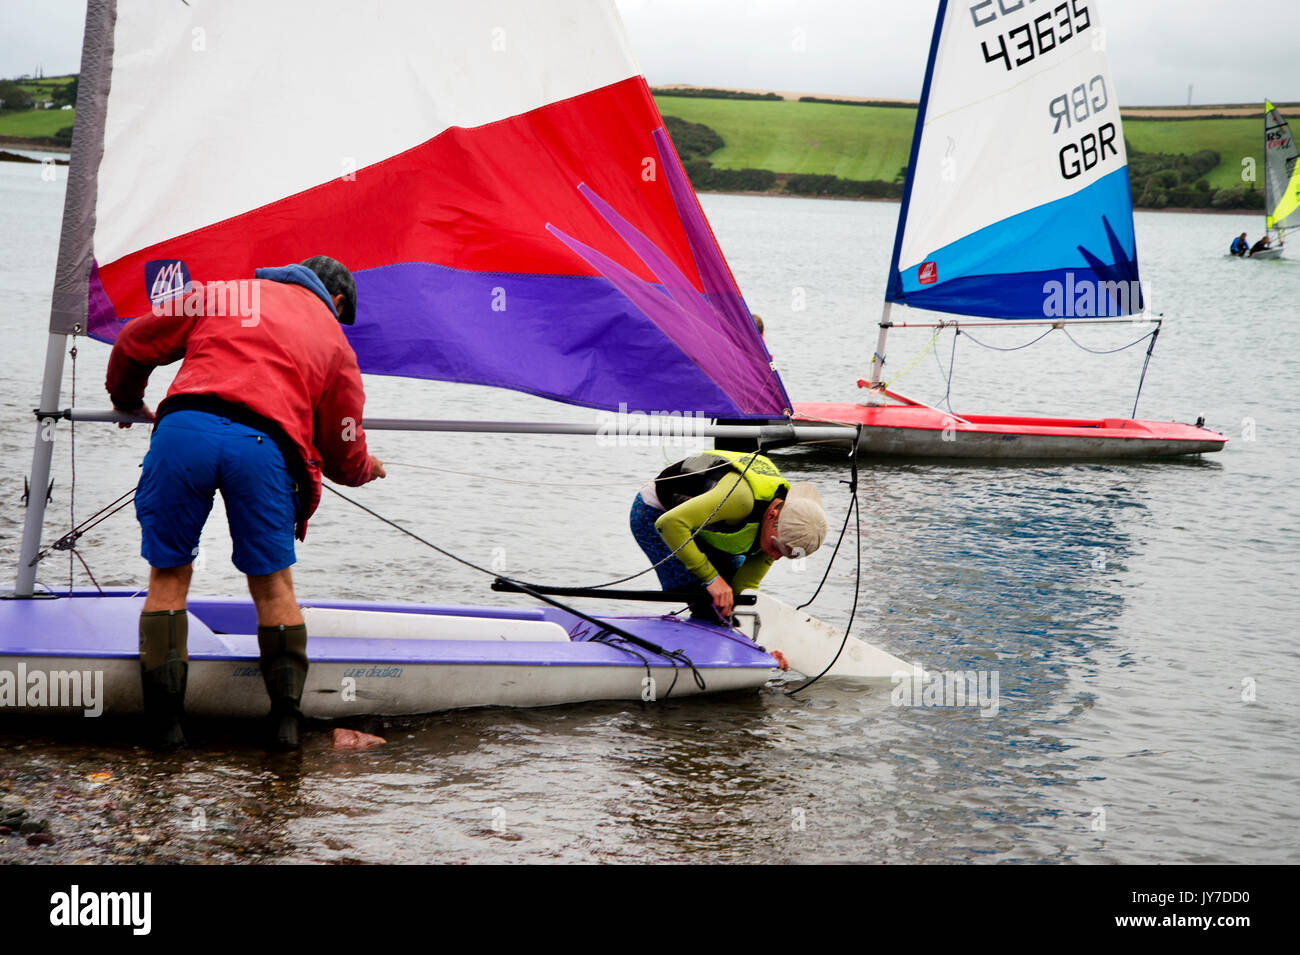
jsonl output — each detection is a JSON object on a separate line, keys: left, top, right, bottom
{"left": 886, "top": 0, "right": 1141, "bottom": 319}
{"left": 1265, "top": 100, "right": 1299, "bottom": 237}
{"left": 56, "top": 0, "right": 788, "bottom": 418}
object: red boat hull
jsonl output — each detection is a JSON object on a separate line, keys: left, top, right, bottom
{"left": 793, "top": 401, "right": 1227, "bottom": 460}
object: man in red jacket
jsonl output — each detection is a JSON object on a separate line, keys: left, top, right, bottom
{"left": 107, "top": 256, "right": 385, "bottom": 750}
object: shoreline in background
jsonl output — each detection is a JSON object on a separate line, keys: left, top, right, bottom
{"left": 681, "top": 189, "right": 1257, "bottom": 217}
{"left": 0, "top": 136, "right": 70, "bottom": 153}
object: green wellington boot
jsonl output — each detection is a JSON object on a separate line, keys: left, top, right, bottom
{"left": 139, "top": 609, "right": 189, "bottom": 749}
{"left": 258, "top": 624, "right": 309, "bottom": 751}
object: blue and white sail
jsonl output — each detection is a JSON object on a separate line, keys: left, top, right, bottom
{"left": 886, "top": 0, "right": 1141, "bottom": 319}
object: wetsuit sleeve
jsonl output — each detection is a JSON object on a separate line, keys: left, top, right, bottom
{"left": 654, "top": 473, "right": 755, "bottom": 584}
{"left": 313, "top": 345, "right": 373, "bottom": 486}
{"left": 104, "top": 310, "right": 196, "bottom": 410}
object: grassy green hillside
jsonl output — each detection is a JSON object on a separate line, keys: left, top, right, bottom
{"left": 653, "top": 96, "right": 913, "bottom": 182}
{"left": 1122, "top": 118, "right": 1260, "bottom": 190}
{"left": 653, "top": 94, "right": 1270, "bottom": 201}
{"left": 0, "top": 87, "right": 1276, "bottom": 207}
{"left": 0, "top": 108, "right": 74, "bottom": 138}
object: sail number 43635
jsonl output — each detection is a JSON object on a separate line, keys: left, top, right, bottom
{"left": 972, "top": 1, "right": 1092, "bottom": 72}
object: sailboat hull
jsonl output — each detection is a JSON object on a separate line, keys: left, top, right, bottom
{"left": 794, "top": 403, "right": 1226, "bottom": 460}
{"left": 0, "top": 593, "right": 780, "bottom": 718}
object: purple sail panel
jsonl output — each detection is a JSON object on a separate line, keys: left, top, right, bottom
{"left": 347, "top": 262, "right": 743, "bottom": 415}
{"left": 537, "top": 153, "right": 788, "bottom": 416}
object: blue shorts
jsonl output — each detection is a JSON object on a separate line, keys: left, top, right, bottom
{"left": 135, "top": 410, "right": 297, "bottom": 576}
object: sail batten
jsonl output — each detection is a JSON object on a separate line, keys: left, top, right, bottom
{"left": 71, "top": 0, "right": 785, "bottom": 418}
{"left": 887, "top": 0, "right": 1141, "bottom": 319}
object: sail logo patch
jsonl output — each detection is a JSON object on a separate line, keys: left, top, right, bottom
{"left": 918, "top": 261, "right": 938, "bottom": 285}
{"left": 144, "top": 259, "right": 191, "bottom": 305}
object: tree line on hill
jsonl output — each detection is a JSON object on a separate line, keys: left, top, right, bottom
{"left": 664, "top": 115, "right": 1263, "bottom": 209}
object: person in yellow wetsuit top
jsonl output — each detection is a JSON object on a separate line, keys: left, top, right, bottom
{"left": 630, "top": 449, "right": 828, "bottom": 622}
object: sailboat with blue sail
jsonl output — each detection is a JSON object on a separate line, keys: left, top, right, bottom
{"left": 794, "top": 0, "right": 1227, "bottom": 459}
{"left": 2, "top": 0, "right": 912, "bottom": 723}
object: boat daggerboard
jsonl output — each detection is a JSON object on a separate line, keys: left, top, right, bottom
{"left": 1265, "top": 100, "right": 1300, "bottom": 236}
{"left": 56, "top": 0, "right": 789, "bottom": 419}
{"left": 886, "top": 0, "right": 1142, "bottom": 319}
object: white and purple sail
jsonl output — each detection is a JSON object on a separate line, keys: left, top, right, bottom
{"left": 886, "top": 0, "right": 1141, "bottom": 318}
{"left": 63, "top": 0, "right": 787, "bottom": 418}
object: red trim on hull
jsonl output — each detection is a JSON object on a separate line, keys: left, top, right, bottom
{"left": 794, "top": 401, "right": 1227, "bottom": 456}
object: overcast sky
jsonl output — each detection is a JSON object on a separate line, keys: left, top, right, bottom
{"left": 2, "top": 0, "right": 1295, "bottom": 106}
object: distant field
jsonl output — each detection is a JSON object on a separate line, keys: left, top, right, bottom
{"left": 1122, "top": 118, "right": 1261, "bottom": 190}
{"left": 653, "top": 94, "right": 1270, "bottom": 192}
{"left": 14, "top": 76, "right": 75, "bottom": 99}
{"left": 0, "top": 109, "right": 75, "bottom": 138}
{"left": 652, "top": 96, "right": 914, "bottom": 182}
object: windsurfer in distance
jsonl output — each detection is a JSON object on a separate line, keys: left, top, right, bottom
{"left": 630, "top": 450, "right": 827, "bottom": 625}
{"left": 1230, "top": 232, "right": 1249, "bottom": 256}
{"left": 106, "top": 256, "right": 385, "bottom": 751}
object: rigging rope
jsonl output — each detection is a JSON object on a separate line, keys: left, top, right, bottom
{"left": 931, "top": 327, "right": 960, "bottom": 415}
{"left": 67, "top": 331, "right": 76, "bottom": 594}
{"left": 533, "top": 451, "right": 765, "bottom": 592}
{"left": 958, "top": 326, "right": 1057, "bottom": 352}
{"left": 1060, "top": 325, "right": 1158, "bottom": 355}
{"left": 788, "top": 429, "right": 862, "bottom": 696}
{"left": 883, "top": 326, "right": 944, "bottom": 390}
{"left": 1131, "top": 326, "right": 1161, "bottom": 419}
{"left": 321, "top": 483, "right": 705, "bottom": 693}
{"left": 796, "top": 427, "right": 860, "bottom": 612}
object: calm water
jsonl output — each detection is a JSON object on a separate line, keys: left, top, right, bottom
{"left": 1, "top": 159, "right": 1297, "bottom": 864}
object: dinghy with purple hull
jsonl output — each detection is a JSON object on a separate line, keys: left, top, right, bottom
{"left": 4, "top": 0, "right": 915, "bottom": 722}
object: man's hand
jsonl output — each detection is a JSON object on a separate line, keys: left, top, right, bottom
{"left": 706, "top": 576, "right": 733, "bottom": 618}
{"left": 368, "top": 455, "right": 387, "bottom": 481}
{"left": 117, "top": 404, "right": 154, "bottom": 429}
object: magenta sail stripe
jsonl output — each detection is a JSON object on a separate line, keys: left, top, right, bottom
{"left": 546, "top": 222, "right": 781, "bottom": 415}
{"left": 652, "top": 129, "right": 786, "bottom": 410}
{"left": 545, "top": 224, "right": 728, "bottom": 386}
{"left": 574, "top": 182, "right": 755, "bottom": 394}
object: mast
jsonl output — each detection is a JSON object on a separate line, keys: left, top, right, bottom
{"left": 13, "top": 0, "right": 116, "bottom": 596}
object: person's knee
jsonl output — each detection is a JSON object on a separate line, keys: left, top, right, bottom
{"left": 248, "top": 569, "right": 302, "bottom": 626}
{"left": 144, "top": 564, "right": 193, "bottom": 611}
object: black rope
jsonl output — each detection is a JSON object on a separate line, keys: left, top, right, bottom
{"left": 1061, "top": 326, "right": 1157, "bottom": 355}
{"left": 67, "top": 335, "right": 76, "bottom": 595}
{"left": 931, "top": 327, "right": 959, "bottom": 414}
{"left": 1131, "top": 326, "right": 1161, "bottom": 419}
{"left": 788, "top": 465, "right": 862, "bottom": 697}
{"left": 322, "top": 484, "right": 706, "bottom": 691}
{"left": 71, "top": 548, "right": 105, "bottom": 596}
{"left": 33, "top": 486, "right": 138, "bottom": 566}
{"left": 797, "top": 426, "right": 860, "bottom": 611}
{"left": 559, "top": 451, "right": 763, "bottom": 592}
{"left": 959, "top": 326, "right": 1057, "bottom": 352}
